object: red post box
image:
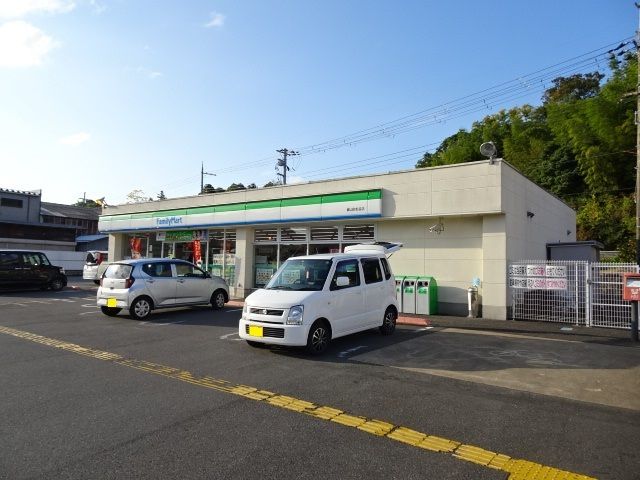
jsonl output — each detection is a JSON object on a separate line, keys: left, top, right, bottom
{"left": 623, "top": 273, "right": 640, "bottom": 301}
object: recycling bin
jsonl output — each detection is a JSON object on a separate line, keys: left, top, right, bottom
{"left": 401, "top": 276, "right": 418, "bottom": 314}
{"left": 395, "top": 276, "right": 405, "bottom": 313}
{"left": 416, "top": 277, "right": 438, "bottom": 315}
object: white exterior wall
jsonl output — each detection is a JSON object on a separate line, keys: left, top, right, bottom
{"left": 501, "top": 164, "right": 576, "bottom": 260}
{"left": 378, "top": 217, "right": 483, "bottom": 316}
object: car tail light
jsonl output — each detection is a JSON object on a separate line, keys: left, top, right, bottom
{"left": 125, "top": 277, "right": 135, "bottom": 289}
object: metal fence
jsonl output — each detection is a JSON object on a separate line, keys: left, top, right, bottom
{"left": 509, "top": 260, "right": 638, "bottom": 329}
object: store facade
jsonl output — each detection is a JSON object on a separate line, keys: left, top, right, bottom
{"left": 99, "top": 160, "right": 576, "bottom": 319}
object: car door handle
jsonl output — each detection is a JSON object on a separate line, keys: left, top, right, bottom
{"left": 147, "top": 279, "right": 155, "bottom": 283}
{"left": 177, "top": 279, "right": 185, "bottom": 283}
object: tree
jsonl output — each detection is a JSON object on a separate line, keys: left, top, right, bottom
{"left": 227, "top": 183, "right": 246, "bottom": 191}
{"left": 126, "top": 189, "right": 153, "bottom": 203}
{"left": 247, "top": 183, "right": 257, "bottom": 189}
{"left": 157, "top": 190, "right": 167, "bottom": 200}
{"left": 263, "top": 180, "right": 281, "bottom": 188}
{"left": 542, "top": 72, "right": 603, "bottom": 104}
{"left": 200, "top": 184, "right": 224, "bottom": 194}
{"left": 74, "top": 199, "right": 101, "bottom": 208}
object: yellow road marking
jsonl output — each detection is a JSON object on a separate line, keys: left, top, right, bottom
{"left": 0, "top": 325, "right": 596, "bottom": 480}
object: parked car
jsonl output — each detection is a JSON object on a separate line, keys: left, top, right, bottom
{"left": 97, "top": 258, "right": 229, "bottom": 319}
{"left": 239, "top": 242, "right": 402, "bottom": 354}
{"left": 83, "top": 250, "right": 109, "bottom": 285}
{"left": 0, "top": 249, "right": 67, "bottom": 291}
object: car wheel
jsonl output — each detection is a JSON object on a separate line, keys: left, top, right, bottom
{"left": 211, "top": 289, "right": 226, "bottom": 310}
{"left": 305, "top": 320, "right": 331, "bottom": 355}
{"left": 101, "top": 306, "right": 122, "bottom": 317}
{"left": 246, "top": 340, "right": 266, "bottom": 348}
{"left": 130, "top": 297, "right": 152, "bottom": 320}
{"left": 379, "top": 307, "right": 397, "bottom": 336}
{"left": 49, "top": 277, "right": 65, "bottom": 291}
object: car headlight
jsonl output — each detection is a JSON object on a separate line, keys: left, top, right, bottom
{"left": 286, "top": 305, "right": 304, "bottom": 325}
{"left": 242, "top": 303, "right": 248, "bottom": 319}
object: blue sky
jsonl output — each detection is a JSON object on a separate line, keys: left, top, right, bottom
{"left": 0, "top": 0, "right": 634, "bottom": 205}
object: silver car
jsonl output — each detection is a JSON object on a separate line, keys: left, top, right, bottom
{"left": 97, "top": 259, "right": 229, "bottom": 320}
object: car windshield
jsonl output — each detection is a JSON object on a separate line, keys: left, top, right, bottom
{"left": 265, "top": 259, "right": 333, "bottom": 291}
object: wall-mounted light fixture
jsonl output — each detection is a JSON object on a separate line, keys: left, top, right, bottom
{"left": 567, "top": 230, "right": 572, "bottom": 236}
{"left": 526, "top": 211, "right": 535, "bottom": 218}
{"left": 428, "top": 217, "right": 445, "bottom": 234}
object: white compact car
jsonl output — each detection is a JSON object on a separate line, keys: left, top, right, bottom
{"left": 97, "top": 259, "right": 229, "bottom": 320}
{"left": 83, "top": 250, "right": 109, "bottom": 285}
{"left": 239, "top": 242, "right": 402, "bottom": 354}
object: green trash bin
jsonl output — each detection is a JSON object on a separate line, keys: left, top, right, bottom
{"left": 416, "top": 277, "right": 438, "bottom": 315}
{"left": 395, "top": 276, "right": 405, "bottom": 313}
{"left": 401, "top": 276, "right": 418, "bottom": 314}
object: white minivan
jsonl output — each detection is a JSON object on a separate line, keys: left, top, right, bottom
{"left": 239, "top": 242, "right": 402, "bottom": 354}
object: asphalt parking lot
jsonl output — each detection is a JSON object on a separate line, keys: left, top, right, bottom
{"left": 1, "top": 279, "right": 639, "bottom": 479}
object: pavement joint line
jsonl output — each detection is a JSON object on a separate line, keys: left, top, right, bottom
{"left": 0, "top": 324, "right": 597, "bottom": 480}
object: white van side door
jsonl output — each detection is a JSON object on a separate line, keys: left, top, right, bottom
{"left": 360, "top": 257, "right": 386, "bottom": 327}
{"left": 327, "top": 259, "right": 364, "bottom": 336}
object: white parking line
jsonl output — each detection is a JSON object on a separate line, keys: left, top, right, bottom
{"left": 338, "top": 346, "right": 368, "bottom": 358}
{"left": 220, "top": 332, "right": 242, "bottom": 341}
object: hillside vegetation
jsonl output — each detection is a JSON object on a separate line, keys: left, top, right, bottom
{"left": 416, "top": 55, "right": 637, "bottom": 261}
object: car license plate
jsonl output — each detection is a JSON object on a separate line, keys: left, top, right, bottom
{"left": 249, "top": 325, "right": 263, "bottom": 337}
{"left": 107, "top": 298, "right": 117, "bottom": 307}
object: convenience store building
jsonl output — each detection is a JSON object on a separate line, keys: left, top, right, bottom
{"left": 98, "top": 160, "right": 575, "bottom": 320}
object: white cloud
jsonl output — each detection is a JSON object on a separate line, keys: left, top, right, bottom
{"left": 0, "top": 20, "right": 57, "bottom": 67}
{"left": 88, "top": 0, "right": 105, "bottom": 15}
{"left": 204, "top": 12, "right": 225, "bottom": 28}
{"left": 287, "top": 176, "right": 307, "bottom": 185}
{"left": 59, "top": 132, "right": 90, "bottom": 146}
{"left": 0, "top": 0, "right": 75, "bottom": 19}
{"left": 135, "top": 65, "right": 163, "bottom": 80}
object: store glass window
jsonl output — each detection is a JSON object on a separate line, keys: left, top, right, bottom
{"left": 310, "top": 226, "right": 339, "bottom": 241}
{"left": 255, "top": 228, "right": 278, "bottom": 242}
{"left": 209, "top": 229, "right": 237, "bottom": 285}
{"left": 254, "top": 245, "right": 278, "bottom": 287}
{"left": 342, "top": 224, "right": 374, "bottom": 242}
{"left": 308, "top": 244, "right": 340, "bottom": 255}
{"left": 279, "top": 244, "right": 307, "bottom": 264}
{"left": 280, "top": 227, "right": 307, "bottom": 242}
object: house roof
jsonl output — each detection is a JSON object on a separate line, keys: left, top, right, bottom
{"left": 41, "top": 202, "right": 100, "bottom": 220}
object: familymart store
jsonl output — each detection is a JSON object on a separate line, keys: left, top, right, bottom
{"left": 99, "top": 190, "right": 382, "bottom": 298}
{"left": 99, "top": 161, "right": 576, "bottom": 319}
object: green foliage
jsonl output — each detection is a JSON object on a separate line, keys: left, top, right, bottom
{"left": 416, "top": 56, "right": 637, "bottom": 258}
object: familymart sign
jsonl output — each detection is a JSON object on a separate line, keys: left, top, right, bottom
{"left": 98, "top": 190, "right": 382, "bottom": 232}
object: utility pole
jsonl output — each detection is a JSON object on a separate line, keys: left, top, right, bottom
{"left": 635, "top": 4, "right": 640, "bottom": 265}
{"left": 200, "top": 162, "right": 216, "bottom": 194}
{"left": 276, "top": 148, "right": 298, "bottom": 185}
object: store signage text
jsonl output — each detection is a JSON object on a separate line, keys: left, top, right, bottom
{"left": 156, "top": 216, "right": 184, "bottom": 227}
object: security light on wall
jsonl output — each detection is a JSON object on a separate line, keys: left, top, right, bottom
{"left": 480, "top": 141, "right": 497, "bottom": 164}
{"left": 428, "top": 217, "right": 445, "bottom": 234}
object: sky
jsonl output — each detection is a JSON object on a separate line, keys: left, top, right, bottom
{"left": 0, "top": 0, "right": 635, "bottom": 205}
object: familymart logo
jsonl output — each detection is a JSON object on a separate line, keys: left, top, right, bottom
{"left": 156, "top": 216, "right": 183, "bottom": 227}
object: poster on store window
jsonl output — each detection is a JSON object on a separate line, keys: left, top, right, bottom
{"left": 129, "top": 237, "right": 143, "bottom": 259}
{"left": 192, "top": 240, "right": 202, "bottom": 266}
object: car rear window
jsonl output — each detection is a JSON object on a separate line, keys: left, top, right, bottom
{"left": 104, "top": 264, "right": 132, "bottom": 279}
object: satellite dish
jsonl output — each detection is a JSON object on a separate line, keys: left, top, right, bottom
{"left": 480, "top": 141, "right": 497, "bottom": 159}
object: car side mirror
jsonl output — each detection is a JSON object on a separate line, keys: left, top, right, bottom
{"left": 336, "top": 276, "right": 349, "bottom": 287}
{"left": 204, "top": 272, "right": 211, "bottom": 278}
